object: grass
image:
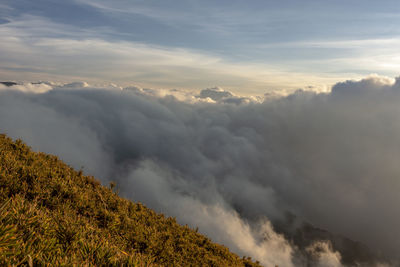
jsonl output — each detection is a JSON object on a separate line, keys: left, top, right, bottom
{"left": 0, "top": 134, "right": 262, "bottom": 266}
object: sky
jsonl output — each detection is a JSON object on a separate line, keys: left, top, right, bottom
{"left": 1, "top": 0, "right": 400, "bottom": 93}
{"left": 2, "top": 1, "right": 400, "bottom": 265}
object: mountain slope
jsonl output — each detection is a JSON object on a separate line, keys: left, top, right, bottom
{"left": 0, "top": 134, "right": 261, "bottom": 266}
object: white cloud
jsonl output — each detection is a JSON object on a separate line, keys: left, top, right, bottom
{"left": 306, "top": 241, "right": 342, "bottom": 267}
{"left": 0, "top": 82, "right": 52, "bottom": 93}
{"left": 199, "top": 87, "right": 234, "bottom": 101}
{"left": 1, "top": 75, "right": 400, "bottom": 265}
{"left": 124, "top": 159, "right": 294, "bottom": 267}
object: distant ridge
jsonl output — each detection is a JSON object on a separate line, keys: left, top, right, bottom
{"left": 0, "top": 81, "right": 18, "bottom": 87}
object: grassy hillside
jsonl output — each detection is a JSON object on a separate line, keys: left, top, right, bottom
{"left": 0, "top": 134, "right": 262, "bottom": 266}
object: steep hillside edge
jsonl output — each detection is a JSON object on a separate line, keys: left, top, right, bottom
{"left": 0, "top": 134, "right": 262, "bottom": 266}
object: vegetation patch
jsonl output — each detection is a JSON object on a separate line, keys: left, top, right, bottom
{"left": 0, "top": 134, "right": 261, "bottom": 266}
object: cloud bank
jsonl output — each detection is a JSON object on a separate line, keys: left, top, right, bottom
{"left": 0, "top": 76, "right": 399, "bottom": 266}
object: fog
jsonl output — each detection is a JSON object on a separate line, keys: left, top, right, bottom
{"left": 1, "top": 75, "right": 398, "bottom": 266}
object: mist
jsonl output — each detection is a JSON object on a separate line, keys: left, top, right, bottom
{"left": 1, "top": 75, "right": 399, "bottom": 266}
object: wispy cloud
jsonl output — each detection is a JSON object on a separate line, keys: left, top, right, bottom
{"left": 2, "top": 0, "right": 400, "bottom": 93}
{"left": 0, "top": 3, "right": 13, "bottom": 11}
{"left": 259, "top": 37, "right": 400, "bottom": 49}
{"left": 0, "top": 15, "right": 348, "bottom": 94}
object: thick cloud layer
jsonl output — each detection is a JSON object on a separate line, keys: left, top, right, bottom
{"left": 0, "top": 76, "right": 399, "bottom": 266}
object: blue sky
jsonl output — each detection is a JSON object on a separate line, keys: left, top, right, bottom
{"left": 1, "top": 0, "right": 400, "bottom": 94}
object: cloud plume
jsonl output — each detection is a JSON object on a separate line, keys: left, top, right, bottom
{"left": 0, "top": 76, "right": 399, "bottom": 266}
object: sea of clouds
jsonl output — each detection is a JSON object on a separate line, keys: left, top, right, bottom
{"left": 0, "top": 75, "right": 399, "bottom": 266}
